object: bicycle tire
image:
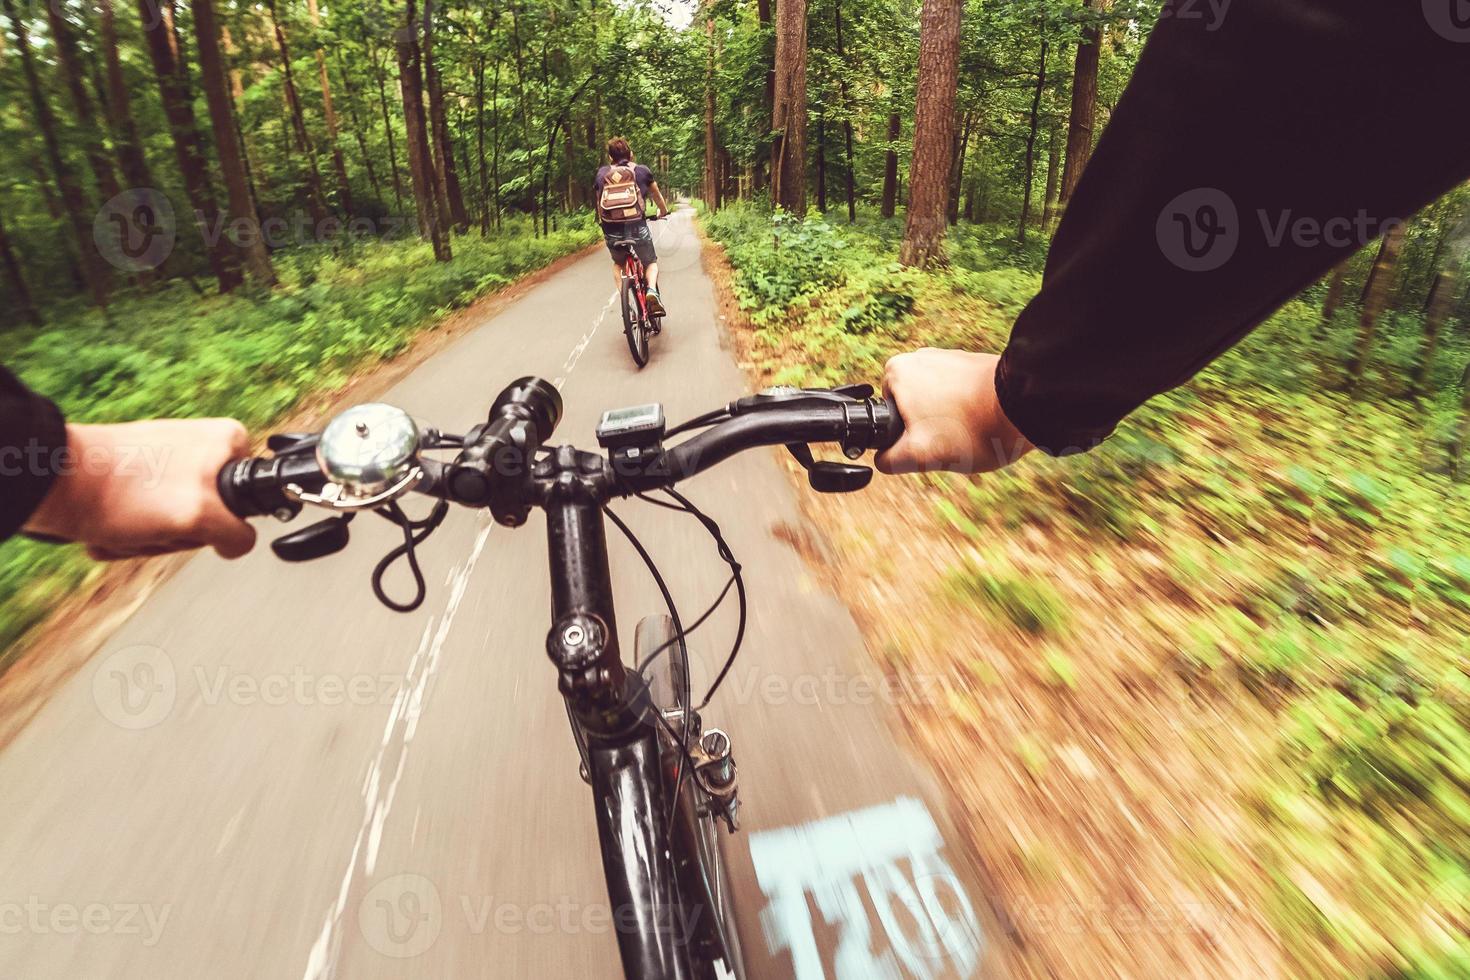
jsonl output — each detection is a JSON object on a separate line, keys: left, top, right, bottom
{"left": 635, "top": 615, "right": 747, "bottom": 980}
{"left": 623, "top": 278, "right": 650, "bottom": 368}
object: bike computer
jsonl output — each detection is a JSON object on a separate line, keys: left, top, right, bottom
{"left": 596, "top": 403, "right": 666, "bottom": 450}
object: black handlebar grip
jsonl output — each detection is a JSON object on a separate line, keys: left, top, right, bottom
{"left": 217, "top": 455, "right": 320, "bottom": 519}
{"left": 871, "top": 398, "right": 906, "bottom": 452}
{"left": 218, "top": 458, "right": 263, "bottom": 518}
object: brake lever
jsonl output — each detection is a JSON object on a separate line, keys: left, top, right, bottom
{"left": 272, "top": 514, "right": 353, "bottom": 561}
{"left": 832, "top": 383, "right": 875, "bottom": 400}
{"left": 268, "top": 432, "right": 320, "bottom": 456}
{"left": 784, "top": 443, "right": 873, "bottom": 494}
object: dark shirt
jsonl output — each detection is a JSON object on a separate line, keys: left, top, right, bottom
{"left": 0, "top": 364, "right": 67, "bottom": 540}
{"left": 995, "top": 0, "right": 1470, "bottom": 454}
{"left": 594, "top": 163, "right": 657, "bottom": 228}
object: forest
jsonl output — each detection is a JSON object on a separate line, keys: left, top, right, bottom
{"left": 1, "top": 0, "right": 1468, "bottom": 977}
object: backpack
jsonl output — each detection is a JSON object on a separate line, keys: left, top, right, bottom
{"left": 598, "top": 165, "right": 645, "bottom": 224}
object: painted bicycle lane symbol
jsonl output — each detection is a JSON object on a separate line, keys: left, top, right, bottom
{"left": 748, "top": 796, "right": 984, "bottom": 979}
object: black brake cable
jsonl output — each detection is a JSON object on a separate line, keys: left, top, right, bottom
{"left": 371, "top": 500, "right": 450, "bottom": 613}
{"left": 602, "top": 505, "right": 696, "bottom": 839}
{"left": 663, "top": 408, "right": 731, "bottom": 440}
{"left": 657, "top": 488, "right": 748, "bottom": 710}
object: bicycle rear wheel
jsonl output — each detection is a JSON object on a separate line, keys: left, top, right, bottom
{"left": 622, "top": 278, "right": 650, "bottom": 368}
{"left": 635, "top": 616, "right": 746, "bottom": 980}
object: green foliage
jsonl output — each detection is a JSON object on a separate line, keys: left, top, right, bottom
{"left": 703, "top": 204, "right": 852, "bottom": 321}
{"left": 0, "top": 219, "right": 596, "bottom": 658}
{"left": 945, "top": 557, "right": 1071, "bottom": 637}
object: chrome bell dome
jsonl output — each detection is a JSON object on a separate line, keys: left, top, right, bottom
{"left": 316, "top": 403, "right": 421, "bottom": 496}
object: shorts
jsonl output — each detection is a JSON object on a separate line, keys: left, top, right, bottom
{"left": 603, "top": 220, "right": 658, "bottom": 267}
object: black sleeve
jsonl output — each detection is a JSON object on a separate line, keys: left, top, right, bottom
{"left": 994, "top": 0, "right": 1470, "bottom": 455}
{"left": 0, "top": 365, "right": 67, "bottom": 541}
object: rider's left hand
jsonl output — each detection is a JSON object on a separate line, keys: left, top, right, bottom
{"left": 23, "top": 419, "right": 258, "bottom": 561}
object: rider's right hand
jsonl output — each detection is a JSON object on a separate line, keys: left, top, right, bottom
{"left": 876, "top": 348, "right": 1034, "bottom": 476}
{"left": 24, "top": 419, "right": 257, "bottom": 561}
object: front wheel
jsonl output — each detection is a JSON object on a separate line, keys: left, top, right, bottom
{"left": 622, "top": 277, "right": 650, "bottom": 368}
{"left": 635, "top": 616, "right": 747, "bottom": 980}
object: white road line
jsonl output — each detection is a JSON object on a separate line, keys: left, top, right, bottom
{"left": 300, "top": 259, "right": 616, "bottom": 980}
{"left": 299, "top": 520, "right": 494, "bottom": 980}
{"left": 555, "top": 290, "right": 619, "bottom": 389}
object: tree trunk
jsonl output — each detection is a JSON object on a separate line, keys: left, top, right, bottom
{"left": 703, "top": 8, "right": 720, "bottom": 209}
{"left": 833, "top": 0, "right": 857, "bottom": 223}
{"left": 1409, "top": 268, "right": 1455, "bottom": 398}
{"left": 99, "top": 0, "right": 161, "bottom": 284}
{"left": 1454, "top": 360, "right": 1470, "bottom": 480}
{"left": 563, "top": 126, "right": 575, "bottom": 211}
{"left": 1041, "top": 122, "right": 1061, "bottom": 232}
{"left": 44, "top": 3, "right": 122, "bottom": 207}
{"left": 508, "top": 3, "right": 539, "bottom": 232}
{"left": 770, "top": 0, "right": 809, "bottom": 214}
{"left": 221, "top": 24, "right": 268, "bottom": 208}
{"left": 881, "top": 111, "right": 900, "bottom": 219}
{"left": 720, "top": 145, "right": 736, "bottom": 202}
{"left": 306, "top": 0, "right": 354, "bottom": 216}
{"left": 1347, "top": 222, "right": 1406, "bottom": 390}
{"left": 27, "top": 155, "right": 63, "bottom": 219}
{"left": 422, "top": 0, "right": 468, "bottom": 233}
{"left": 1319, "top": 261, "right": 1347, "bottom": 333}
{"left": 755, "top": 0, "right": 775, "bottom": 191}
{"left": 1423, "top": 266, "right": 1446, "bottom": 314}
{"left": 490, "top": 57, "right": 502, "bottom": 231}
{"left": 1059, "top": 0, "right": 1103, "bottom": 209}
{"left": 397, "top": 0, "right": 450, "bottom": 261}
{"left": 1018, "top": 35, "right": 1049, "bottom": 243}
{"left": 476, "top": 56, "right": 490, "bottom": 234}
{"left": 334, "top": 49, "right": 385, "bottom": 207}
{"left": 267, "top": 0, "right": 330, "bottom": 226}
{"left": 373, "top": 51, "right": 407, "bottom": 212}
{"left": 900, "top": 0, "right": 962, "bottom": 268}
{"left": 0, "top": 210, "right": 42, "bottom": 326}
{"left": 947, "top": 111, "right": 972, "bottom": 226}
{"left": 4, "top": 0, "right": 111, "bottom": 307}
{"left": 193, "top": 0, "right": 275, "bottom": 287}
{"left": 817, "top": 115, "right": 832, "bottom": 213}
{"left": 161, "top": 0, "right": 183, "bottom": 69}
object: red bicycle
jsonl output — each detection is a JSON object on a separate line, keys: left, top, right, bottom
{"left": 612, "top": 216, "right": 666, "bottom": 368}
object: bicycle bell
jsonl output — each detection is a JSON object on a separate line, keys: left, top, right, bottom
{"left": 303, "top": 403, "right": 423, "bottom": 509}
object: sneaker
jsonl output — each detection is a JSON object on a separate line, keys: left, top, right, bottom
{"left": 645, "top": 289, "right": 666, "bottom": 317}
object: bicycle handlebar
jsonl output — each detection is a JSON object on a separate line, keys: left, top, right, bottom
{"left": 656, "top": 398, "right": 901, "bottom": 483}
{"left": 218, "top": 379, "right": 904, "bottom": 522}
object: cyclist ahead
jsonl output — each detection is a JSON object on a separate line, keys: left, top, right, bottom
{"left": 595, "top": 137, "right": 671, "bottom": 315}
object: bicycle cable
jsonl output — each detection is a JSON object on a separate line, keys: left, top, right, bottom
{"left": 371, "top": 500, "right": 450, "bottom": 613}
{"left": 602, "top": 505, "right": 696, "bottom": 839}
{"left": 663, "top": 408, "right": 731, "bottom": 440}
{"left": 626, "top": 492, "right": 743, "bottom": 694}
{"left": 654, "top": 488, "right": 748, "bottom": 711}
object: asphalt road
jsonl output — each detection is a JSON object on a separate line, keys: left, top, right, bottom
{"left": 0, "top": 210, "right": 1002, "bottom": 979}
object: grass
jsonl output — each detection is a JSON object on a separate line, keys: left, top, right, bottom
{"left": 0, "top": 216, "right": 600, "bottom": 664}
{"left": 945, "top": 557, "right": 1071, "bottom": 637}
{"left": 702, "top": 199, "right": 1470, "bottom": 977}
